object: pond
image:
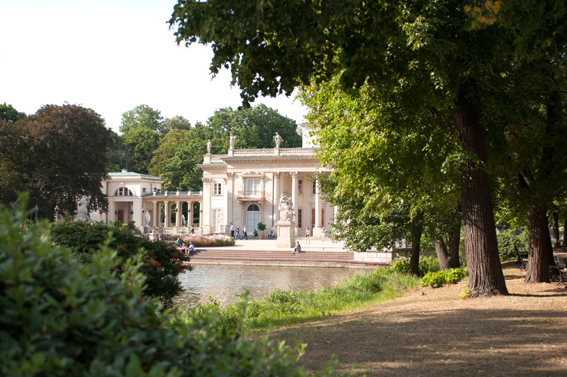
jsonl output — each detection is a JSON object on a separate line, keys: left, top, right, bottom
{"left": 175, "top": 264, "right": 363, "bottom": 308}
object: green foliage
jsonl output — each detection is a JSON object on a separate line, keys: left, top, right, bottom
{"left": 122, "top": 127, "right": 160, "bottom": 174}
{"left": 0, "top": 198, "right": 315, "bottom": 377}
{"left": 420, "top": 268, "right": 468, "bottom": 288}
{"left": 389, "top": 256, "right": 440, "bottom": 276}
{"left": 0, "top": 102, "right": 25, "bottom": 122}
{"left": 257, "top": 222, "right": 267, "bottom": 232}
{"left": 51, "top": 220, "right": 189, "bottom": 307}
{"left": 120, "top": 104, "right": 164, "bottom": 135}
{"left": 195, "top": 269, "right": 419, "bottom": 332}
{"left": 458, "top": 289, "right": 472, "bottom": 299}
{"left": 0, "top": 104, "right": 110, "bottom": 219}
{"left": 496, "top": 230, "right": 522, "bottom": 261}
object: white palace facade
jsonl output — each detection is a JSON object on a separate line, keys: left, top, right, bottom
{"left": 97, "top": 125, "right": 336, "bottom": 237}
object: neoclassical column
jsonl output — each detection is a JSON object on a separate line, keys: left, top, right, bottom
{"left": 273, "top": 172, "right": 280, "bottom": 224}
{"left": 199, "top": 201, "right": 203, "bottom": 227}
{"left": 164, "top": 201, "right": 170, "bottom": 227}
{"left": 314, "top": 179, "right": 322, "bottom": 236}
{"left": 290, "top": 172, "right": 298, "bottom": 225}
{"left": 153, "top": 201, "right": 158, "bottom": 227}
{"left": 202, "top": 177, "right": 211, "bottom": 234}
{"left": 175, "top": 201, "right": 181, "bottom": 228}
{"left": 187, "top": 201, "right": 193, "bottom": 227}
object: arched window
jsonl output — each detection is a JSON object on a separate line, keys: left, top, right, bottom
{"left": 114, "top": 187, "right": 134, "bottom": 196}
{"left": 246, "top": 204, "right": 260, "bottom": 231}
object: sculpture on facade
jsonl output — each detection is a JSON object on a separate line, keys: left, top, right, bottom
{"left": 278, "top": 194, "right": 294, "bottom": 222}
{"left": 206, "top": 139, "right": 212, "bottom": 154}
{"left": 145, "top": 210, "right": 151, "bottom": 226}
{"left": 274, "top": 132, "right": 283, "bottom": 148}
{"left": 75, "top": 195, "right": 91, "bottom": 221}
{"left": 229, "top": 133, "right": 237, "bottom": 149}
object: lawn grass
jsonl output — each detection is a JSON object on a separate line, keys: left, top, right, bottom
{"left": 183, "top": 268, "right": 420, "bottom": 333}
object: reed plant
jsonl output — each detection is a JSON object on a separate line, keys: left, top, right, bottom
{"left": 184, "top": 268, "right": 419, "bottom": 333}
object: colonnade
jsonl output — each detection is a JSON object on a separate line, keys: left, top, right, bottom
{"left": 147, "top": 200, "right": 203, "bottom": 228}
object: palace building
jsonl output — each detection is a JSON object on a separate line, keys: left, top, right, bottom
{"left": 97, "top": 125, "right": 336, "bottom": 237}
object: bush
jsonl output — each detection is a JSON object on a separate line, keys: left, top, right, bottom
{"left": 496, "top": 230, "right": 521, "bottom": 261}
{"left": 389, "top": 256, "right": 440, "bottom": 276}
{"left": 420, "top": 268, "right": 468, "bottom": 288}
{"left": 52, "top": 220, "right": 189, "bottom": 307}
{"left": 0, "top": 199, "right": 321, "bottom": 377}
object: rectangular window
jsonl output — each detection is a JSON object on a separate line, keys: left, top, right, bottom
{"left": 298, "top": 209, "right": 302, "bottom": 228}
{"left": 247, "top": 179, "right": 261, "bottom": 196}
{"left": 312, "top": 181, "right": 316, "bottom": 194}
{"left": 298, "top": 180, "right": 303, "bottom": 194}
{"left": 213, "top": 182, "right": 222, "bottom": 196}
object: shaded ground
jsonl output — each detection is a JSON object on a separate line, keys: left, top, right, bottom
{"left": 271, "top": 262, "right": 567, "bottom": 376}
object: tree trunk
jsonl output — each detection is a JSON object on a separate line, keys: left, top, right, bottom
{"left": 451, "top": 80, "right": 508, "bottom": 296}
{"left": 563, "top": 218, "right": 567, "bottom": 246}
{"left": 408, "top": 212, "right": 424, "bottom": 276}
{"left": 551, "top": 212, "right": 560, "bottom": 249}
{"left": 525, "top": 206, "right": 550, "bottom": 283}
{"left": 434, "top": 237, "right": 451, "bottom": 270}
{"left": 448, "top": 225, "right": 461, "bottom": 269}
{"left": 546, "top": 224, "right": 557, "bottom": 268}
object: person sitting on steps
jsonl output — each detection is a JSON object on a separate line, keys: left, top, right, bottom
{"left": 188, "top": 241, "right": 195, "bottom": 255}
{"left": 268, "top": 230, "right": 275, "bottom": 239}
{"left": 292, "top": 241, "right": 301, "bottom": 256}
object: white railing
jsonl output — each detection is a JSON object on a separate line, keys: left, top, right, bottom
{"left": 237, "top": 190, "right": 268, "bottom": 200}
{"left": 280, "top": 148, "right": 316, "bottom": 156}
{"left": 233, "top": 149, "right": 275, "bottom": 156}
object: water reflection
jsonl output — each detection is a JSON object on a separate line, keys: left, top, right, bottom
{"left": 176, "top": 264, "right": 363, "bottom": 308}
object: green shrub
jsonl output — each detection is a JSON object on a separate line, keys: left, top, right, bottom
{"left": 496, "top": 230, "right": 520, "bottom": 261}
{"left": 420, "top": 268, "right": 468, "bottom": 288}
{"left": 389, "top": 256, "right": 440, "bottom": 276}
{"left": 52, "top": 220, "right": 189, "bottom": 308}
{"left": 0, "top": 198, "right": 322, "bottom": 377}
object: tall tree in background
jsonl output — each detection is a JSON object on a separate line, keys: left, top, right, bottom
{"left": 0, "top": 103, "right": 25, "bottom": 123}
{"left": 162, "top": 115, "right": 192, "bottom": 133}
{"left": 122, "top": 128, "right": 160, "bottom": 174}
{"left": 119, "top": 104, "right": 165, "bottom": 135}
{"left": 0, "top": 104, "right": 110, "bottom": 219}
{"left": 206, "top": 104, "right": 302, "bottom": 150}
{"left": 169, "top": 0, "right": 563, "bottom": 296}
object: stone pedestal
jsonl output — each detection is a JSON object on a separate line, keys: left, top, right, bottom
{"left": 276, "top": 220, "right": 296, "bottom": 248}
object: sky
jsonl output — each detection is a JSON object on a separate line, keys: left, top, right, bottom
{"left": 0, "top": 0, "right": 308, "bottom": 133}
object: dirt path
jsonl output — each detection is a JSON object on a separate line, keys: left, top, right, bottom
{"left": 271, "top": 263, "right": 567, "bottom": 376}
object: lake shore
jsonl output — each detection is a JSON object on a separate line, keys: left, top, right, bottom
{"left": 269, "top": 261, "right": 567, "bottom": 377}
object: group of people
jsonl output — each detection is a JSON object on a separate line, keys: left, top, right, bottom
{"left": 230, "top": 223, "right": 259, "bottom": 239}
{"left": 176, "top": 236, "right": 195, "bottom": 255}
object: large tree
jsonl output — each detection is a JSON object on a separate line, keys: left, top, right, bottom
{"left": 169, "top": 0, "right": 515, "bottom": 296}
{"left": 119, "top": 104, "right": 165, "bottom": 135}
{"left": 0, "top": 104, "right": 110, "bottom": 219}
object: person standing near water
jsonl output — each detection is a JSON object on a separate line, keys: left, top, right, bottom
{"left": 305, "top": 227, "right": 310, "bottom": 244}
{"left": 235, "top": 226, "right": 241, "bottom": 240}
{"left": 230, "top": 223, "right": 235, "bottom": 238}
{"left": 321, "top": 227, "right": 326, "bottom": 243}
{"left": 243, "top": 225, "right": 248, "bottom": 240}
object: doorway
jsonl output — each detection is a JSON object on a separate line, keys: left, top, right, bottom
{"left": 247, "top": 204, "right": 260, "bottom": 231}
